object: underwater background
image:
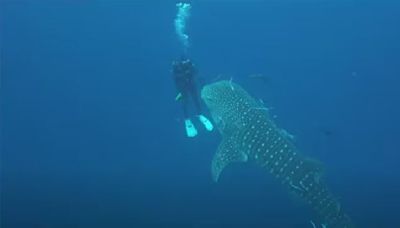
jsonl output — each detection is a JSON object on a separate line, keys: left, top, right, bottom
{"left": 2, "top": 1, "right": 400, "bottom": 227}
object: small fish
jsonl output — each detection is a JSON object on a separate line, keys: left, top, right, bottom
{"left": 247, "top": 73, "right": 269, "bottom": 83}
{"left": 175, "top": 92, "right": 183, "bottom": 101}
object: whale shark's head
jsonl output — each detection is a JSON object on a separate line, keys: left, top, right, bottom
{"left": 201, "top": 80, "right": 239, "bottom": 133}
{"left": 201, "top": 80, "right": 259, "bottom": 134}
{"left": 201, "top": 81, "right": 235, "bottom": 112}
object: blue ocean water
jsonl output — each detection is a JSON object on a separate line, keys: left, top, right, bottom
{"left": 1, "top": 1, "right": 399, "bottom": 227}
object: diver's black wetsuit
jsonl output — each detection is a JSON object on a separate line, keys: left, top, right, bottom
{"left": 172, "top": 59, "right": 202, "bottom": 118}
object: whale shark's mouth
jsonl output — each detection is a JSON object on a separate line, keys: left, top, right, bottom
{"left": 200, "top": 85, "right": 218, "bottom": 106}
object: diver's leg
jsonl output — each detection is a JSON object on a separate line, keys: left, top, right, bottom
{"left": 182, "top": 95, "right": 190, "bottom": 119}
{"left": 189, "top": 85, "right": 214, "bottom": 132}
{"left": 182, "top": 92, "right": 197, "bottom": 137}
{"left": 189, "top": 85, "right": 202, "bottom": 115}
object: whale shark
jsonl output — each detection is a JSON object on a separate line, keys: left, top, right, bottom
{"left": 201, "top": 80, "right": 353, "bottom": 228}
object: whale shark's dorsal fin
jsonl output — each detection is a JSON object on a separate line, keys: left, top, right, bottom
{"left": 211, "top": 133, "right": 248, "bottom": 182}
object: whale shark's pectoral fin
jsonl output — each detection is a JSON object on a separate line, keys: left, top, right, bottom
{"left": 211, "top": 135, "right": 248, "bottom": 182}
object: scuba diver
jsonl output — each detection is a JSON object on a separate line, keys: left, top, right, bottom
{"left": 172, "top": 57, "right": 214, "bottom": 137}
